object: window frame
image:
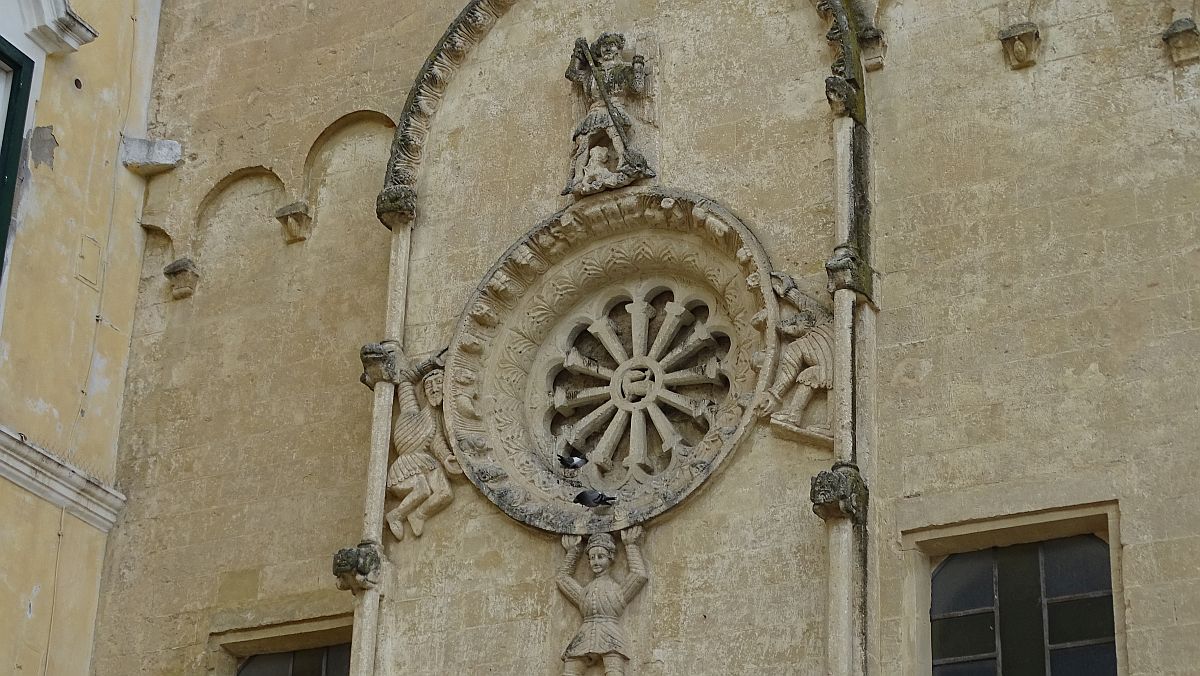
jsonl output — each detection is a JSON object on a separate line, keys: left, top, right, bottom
{"left": 206, "top": 613, "right": 353, "bottom": 676}
{"left": 236, "top": 643, "right": 351, "bottom": 676}
{"left": 901, "top": 502, "right": 1128, "bottom": 675}
{"left": 0, "top": 34, "right": 33, "bottom": 283}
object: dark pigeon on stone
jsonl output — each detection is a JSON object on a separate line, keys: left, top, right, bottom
{"left": 558, "top": 453, "right": 588, "bottom": 469}
{"left": 573, "top": 489, "right": 616, "bottom": 508}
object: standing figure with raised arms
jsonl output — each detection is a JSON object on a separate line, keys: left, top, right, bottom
{"left": 556, "top": 526, "right": 649, "bottom": 675}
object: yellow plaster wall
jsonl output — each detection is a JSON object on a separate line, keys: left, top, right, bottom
{"left": 0, "top": 0, "right": 155, "bottom": 482}
{"left": 0, "top": 480, "right": 106, "bottom": 675}
{"left": 0, "top": 1, "right": 159, "bottom": 675}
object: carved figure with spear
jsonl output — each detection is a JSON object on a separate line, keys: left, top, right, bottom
{"left": 563, "top": 33, "right": 655, "bottom": 197}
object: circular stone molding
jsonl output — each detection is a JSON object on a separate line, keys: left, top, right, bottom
{"left": 443, "top": 187, "right": 779, "bottom": 534}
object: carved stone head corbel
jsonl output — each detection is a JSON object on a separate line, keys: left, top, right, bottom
{"left": 810, "top": 461, "right": 868, "bottom": 523}
{"left": 332, "top": 540, "right": 382, "bottom": 594}
{"left": 359, "top": 341, "right": 403, "bottom": 389}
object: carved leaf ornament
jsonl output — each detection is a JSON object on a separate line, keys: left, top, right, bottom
{"left": 443, "top": 187, "right": 780, "bottom": 533}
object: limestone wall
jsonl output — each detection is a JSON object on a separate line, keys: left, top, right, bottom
{"left": 92, "top": 2, "right": 461, "bottom": 672}
{"left": 95, "top": 0, "right": 1200, "bottom": 675}
{"left": 868, "top": 1, "right": 1200, "bottom": 673}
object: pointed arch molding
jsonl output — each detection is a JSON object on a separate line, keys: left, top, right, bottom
{"left": 374, "top": 0, "right": 878, "bottom": 230}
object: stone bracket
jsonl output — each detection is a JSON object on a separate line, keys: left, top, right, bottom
{"left": 359, "top": 341, "right": 401, "bottom": 389}
{"left": 332, "top": 540, "right": 382, "bottom": 595}
{"left": 999, "top": 22, "right": 1041, "bottom": 69}
{"left": 810, "top": 461, "right": 868, "bottom": 523}
{"left": 1163, "top": 17, "right": 1200, "bottom": 66}
{"left": 120, "top": 137, "right": 183, "bottom": 177}
{"left": 826, "top": 242, "right": 874, "bottom": 302}
{"left": 376, "top": 185, "right": 416, "bottom": 231}
{"left": 163, "top": 257, "right": 199, "bottom": 300}
{"left": 275, "top": 201, "right": 313, "bottom": 244}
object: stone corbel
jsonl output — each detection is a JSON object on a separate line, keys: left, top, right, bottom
{"left": 1163, "top": 17, "right": 1200, "bottom": 66}
{"left": 120, "top": 137, "right": 183, "bottom": 177}
{"left": 817, "top": 0, "right": 871, "bottom": 120}
{"left": 999, "top": 22, "right": 1041, "bottom": 69}
{"left": 810, "top": 461, "right": 868, "bottom": 524}
{"left": 359, "top": 341, "right": 402, "bottom": 389}
{"left": 858, "top": 28, "right": 887, "bottom": 72}
{"left": 274, "top": 201, "right": 312, "bottom": 244}
{"left": 20, "top": 0, "right": 97, "bottom": 54}
{"left": 163, "top": 258, "right": 199, "bottom": 300}
{"left": 376, "top": 184, "right": 416, "bottom": 230}
{"left": 825, "top": 242, "right": 874, "bottom": 301}
{"left": 847, "top": 0, "right": 886, "bottom": 71}
{"left": 332, "top": 540, "right": 382, "bottom": 595}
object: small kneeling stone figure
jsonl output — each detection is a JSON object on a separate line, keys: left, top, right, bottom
{"left": 557, "top": 526, "right": 648, "bottom": 676}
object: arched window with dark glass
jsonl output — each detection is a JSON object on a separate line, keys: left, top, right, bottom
{"left": 237, "top": 644, "right": 351, "bottom": 676}
{"left": 930, "top": 535, "right": 1117, "bottom": 675}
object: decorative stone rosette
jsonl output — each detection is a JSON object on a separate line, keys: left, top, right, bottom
{"left": 442, "top": 187, "right": 780, "bottom": 534}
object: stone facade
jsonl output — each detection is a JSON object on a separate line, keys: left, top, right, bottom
{"left": 0, "top": 0, "right": 1193, "bottom": 674}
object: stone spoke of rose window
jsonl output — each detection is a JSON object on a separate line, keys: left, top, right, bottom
{"left": 626, "top": 300, "right": 655, "bottom": 358}
{"left": 568, "top": 400, "right": 619, "bottom": 448}
{"left": 646, "top": 402, "right": 684, "bottom": 449}
{"left": 661, "top": 355, "right": 724, "bottom": 387}
{"left": 625, "top": 408, "right": 649, "bottom": 470}
{"left": 657, "top": 389, "right": 708, "bottom": 420}
{"left": 563, "top": 348, "right": 615, "bottom": 380}
{"left": 659, "top": 321, "right": 716, "bottom": 372}
{"left": 591, "top": 408, "right": 632, "bottom": 469}
{"left": 554, "top": 385, "right": 612, "bottom": 415}
{"left": 647, "top": 302, "right": 695, "bottom": 361}
{"left": 587, "top": 317, "right": 629, "bottom": 363}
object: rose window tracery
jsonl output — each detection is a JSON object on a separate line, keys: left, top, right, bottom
{"left": 548, "top": 287, "right": 731, "bottom": 491}
{"left": 442, "top": 188, "right": 780, "bottom": 534}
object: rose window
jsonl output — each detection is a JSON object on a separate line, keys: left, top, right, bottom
{"left": 548, "top": 288, "right": 731, "bottom": 490}
{"left": 443, "top": 188, "right": 779, "bottom": 533}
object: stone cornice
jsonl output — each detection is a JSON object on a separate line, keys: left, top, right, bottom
{"left": 0, "top": 426, "right": 125, "bottom": 532}
{"left": 19, "top": 0, "right": 99, "bottom": 55}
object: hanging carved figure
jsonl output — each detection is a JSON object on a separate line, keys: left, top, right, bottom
{"left": 386, "top": 352, "right": 462, "bottom": 541}
{"left": 562, "top": 32, "right": 655, "bottom": 197}
{"left": 557, "top": 527, "right": 648, "bottom": 676}
{"left": 752, "top": 272, "right": 835, "bottom": 441}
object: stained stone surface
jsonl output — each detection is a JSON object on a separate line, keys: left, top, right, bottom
{"left": 81, "top": 0, "right": 1200, "bottom": 675}
{"left": 443, "top": 187, "right": 779, "bottom": 534}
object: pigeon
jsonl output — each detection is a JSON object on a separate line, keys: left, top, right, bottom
{"left": 558, "top": 453, "right": 588, "bottom": 469}
{"left": 574, "top": 489, "right": 617, "bottom": 508}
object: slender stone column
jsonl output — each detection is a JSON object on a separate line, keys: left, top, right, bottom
{"left": 348, "top": 222, "right": 414, "bottom": 676}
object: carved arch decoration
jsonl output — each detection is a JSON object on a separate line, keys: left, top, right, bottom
{"left": 375, "top": 0, "right": 879, "bottom": 229}
{"left": 440, "top": 186, "right": 782, "bottom": 534}
{"left": 375, "top": 0, "right": 518, "bottom": 230}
